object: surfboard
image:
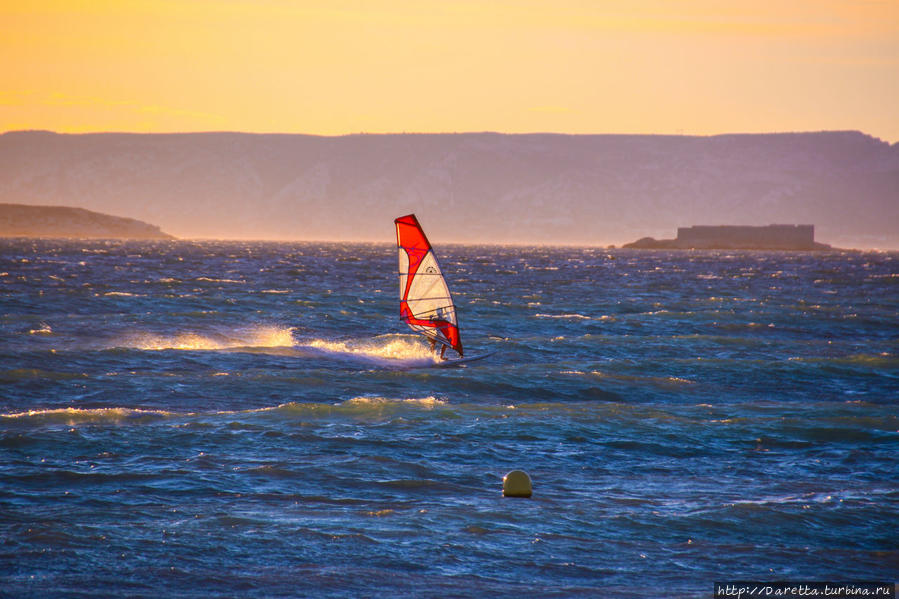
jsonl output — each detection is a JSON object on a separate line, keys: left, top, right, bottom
{"left": 431, "top": 351, "right": 496, "bottom": 368}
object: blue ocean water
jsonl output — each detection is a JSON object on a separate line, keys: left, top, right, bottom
{"left": 1, "top": 239, "right": 896, "bottom": 598}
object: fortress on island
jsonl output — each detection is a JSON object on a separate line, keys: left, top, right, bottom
{"left": 623, "top": 224, "right": 832, "bottom": 250}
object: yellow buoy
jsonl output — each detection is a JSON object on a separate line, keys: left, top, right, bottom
{"left": 502, "top": 470, "right": 532, "bottom": 498}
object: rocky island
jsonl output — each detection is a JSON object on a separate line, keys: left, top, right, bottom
{"left": 623, "top": 225, "right": 833, "bottom": 250}
{"left": 0, "top": 203, "right": 174, "bottom": 239}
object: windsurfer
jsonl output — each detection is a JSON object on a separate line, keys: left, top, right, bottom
{"left": 395, "top": 214, "right": 464, "bottom": 362}
{"left": 428, "top": 315, "right": 450, "bottom": 360}
{"left": 429, "top": 337, "right": 448, "bottom": 360}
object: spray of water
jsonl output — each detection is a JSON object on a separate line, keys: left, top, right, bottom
{"left": 122, "top": 325, "right": 296, "bottom": 350}
{"left": 303, "top": 334, "right": 435, "bottom": 361}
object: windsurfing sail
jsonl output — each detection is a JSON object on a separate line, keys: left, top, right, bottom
{"left": 395, "top": 214, "right": 463, "bottom": 358}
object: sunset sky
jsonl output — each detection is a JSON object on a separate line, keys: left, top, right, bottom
{"left": 2, "top": 0, "right": 897, "bottom": 141}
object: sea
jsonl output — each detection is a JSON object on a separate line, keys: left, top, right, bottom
{"left": 1, "top": 239, "right": 896, "bottom": 598}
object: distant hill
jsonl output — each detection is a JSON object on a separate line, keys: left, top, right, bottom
{"left": 0, "top": 203, "right": 174, "bottom": 239}
{"left": 0, "top": 130, "right": 896, "bottom": 248}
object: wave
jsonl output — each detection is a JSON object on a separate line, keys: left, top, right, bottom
{"left": 342, "top": 396, "right": 445, "bottom": 408}
{"left": 28, "top": 322, "right": 53, "bottom": 335}
{"left": 194, "top": 277, "right": 245, "bottom": 284}
{"left": 571, "top": 370, "right": 697, "bottom": 387}
{"left": 1, "top": 396, "right": 447, "bottom": 428}
{"left": 786, "top": 353, "right": 897, "bottom": 368}
{"left": 1, "top": 407, "right": 172, "bottom": 426}
{"left": 1, "top": 368, "right": 88, "bottom": 382}
{"left": 1, "top": 398, "right": 681, "bottom": 431}
{"left": 116, "top": 325, "right": 296, "bottom": 351}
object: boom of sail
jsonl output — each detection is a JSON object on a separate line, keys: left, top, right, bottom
{"left": 395, "top": 214, "right": 463, "bottom": 357}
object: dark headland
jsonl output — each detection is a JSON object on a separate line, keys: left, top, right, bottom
{"left": 623, "top": 224, "right": 833, "bottom": 250}
{"left": 0, "top": 203, "right": 174, "bottom": 239}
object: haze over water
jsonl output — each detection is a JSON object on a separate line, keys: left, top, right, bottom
{"left": 1, "top": 239, "right": 896, "bottom": 597}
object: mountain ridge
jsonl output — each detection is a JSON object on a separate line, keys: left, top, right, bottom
{"left": 1, "top": 130, "right": 896, "bottom": 248}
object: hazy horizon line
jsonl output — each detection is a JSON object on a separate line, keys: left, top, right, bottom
{"left": 4, "top": 235, "right": 896, "bottom": 252}
{"left": 3, "top": 128, "right": 893, "bottom": 144}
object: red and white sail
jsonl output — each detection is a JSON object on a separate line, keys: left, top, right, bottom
{"left": 395, "top": 214, "right": 463, "bottom": 357}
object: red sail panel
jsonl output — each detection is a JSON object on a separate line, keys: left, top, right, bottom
{"left": 395, "top": 214, "right": 463, "bottom": 357}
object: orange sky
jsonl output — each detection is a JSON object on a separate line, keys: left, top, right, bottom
{"left": 2, "top": 0, "right": 897, "bottom": 140}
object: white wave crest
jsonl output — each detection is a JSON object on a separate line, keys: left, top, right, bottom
{"left": 1, "top": 407, "right": 171, "bottom": 426}
{"left": 194, "top": 277, "right": 245, "bottom": 284}
{"left": 341, "top": 396, "right": 446, "bottom": 408}
{"left": 29, "top": 322, "right": 53, "bottom": 335}
{"left": 2, "top": 397, "right": 448, "bottom": 428}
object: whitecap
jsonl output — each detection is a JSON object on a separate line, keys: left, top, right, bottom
{"left": 1, "top": 407, "right": 171, "bottom": 426}
{"left": 341, "top": 396, "right": 446, "bottom": 408}
{"left": 28, "top": 322, "right": 53, "bottom": 335}
{"left": 194, "top": 277, "right": 246, "bottom": 284}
